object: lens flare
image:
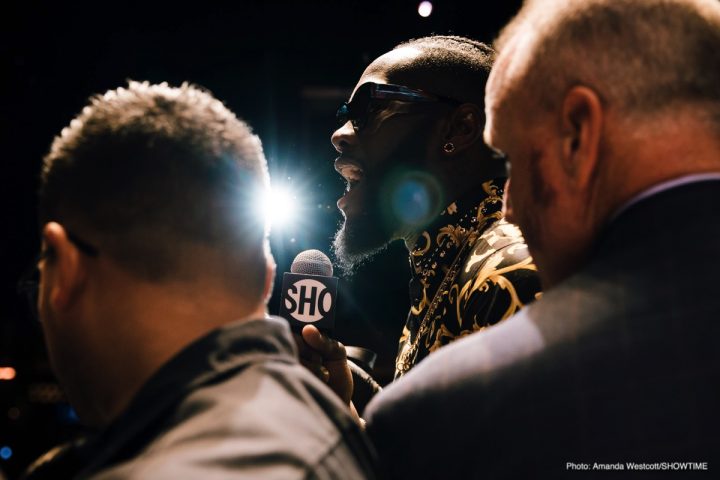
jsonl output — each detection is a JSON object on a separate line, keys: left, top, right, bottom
{"left": 392, "top": 179, "right": 432, "bottom": 224}
{"left": 261, "top": 185, "right": 298, "bottom": 229}
{"left": 385, "top": 170, "right": 443, "bottom": 229}
{"left": 0, "top": 446, "right": 12, "bottom": 460}
{"left": 0, "top": 367, "right": 16, "bottom": 381}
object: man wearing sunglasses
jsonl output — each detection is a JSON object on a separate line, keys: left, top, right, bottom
{"left": 362, "top": 0, "right": 720, "bottom": 478}
{"left": 301, "top": 36, "right": 541, "bottom": 413}
{"left": 21, "top": 81, "right": 376, "bottom": 479}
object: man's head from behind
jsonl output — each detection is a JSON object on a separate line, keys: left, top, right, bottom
{"left": 485, "top": 0, "right": 720, "bottom": 288}
{"left": 38, "top": 81, "right": 273, "bottom": 425}
{"left": 331, "top": 36, "right": 503, "bottom": 271}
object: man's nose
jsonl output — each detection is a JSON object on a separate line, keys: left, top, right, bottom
{"left": 331, "top": 121, "right": 357, "bottom": 153}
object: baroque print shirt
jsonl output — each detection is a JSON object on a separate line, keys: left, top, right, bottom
{"left": 394, "top": 178, "right": 542, "bottom": 379}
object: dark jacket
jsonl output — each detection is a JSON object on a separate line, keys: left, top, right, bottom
{"left": 26, "top": 317, "right": 377, "bottom": 479}
{"left": 365, "top": 180, "right": 720, "bottom": 479}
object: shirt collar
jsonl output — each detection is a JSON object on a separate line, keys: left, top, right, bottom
{"left": 611, "top": 172, "right": 720, "bottom": 222}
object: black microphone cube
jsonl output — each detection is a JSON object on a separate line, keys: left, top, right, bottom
{"left": 279, "top": 272, "right": 338, "bottom": 333}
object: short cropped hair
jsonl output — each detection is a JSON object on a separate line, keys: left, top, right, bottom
{"left": 40, "top": 81, "right": 270, "bottom": 293}
{"left": 391, "top": 35, "right": 495, "bottom": 107}
{"left": 497, "top": 0, "right": 720, "bottom": 122}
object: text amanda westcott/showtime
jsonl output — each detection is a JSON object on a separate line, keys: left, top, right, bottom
{"left": 566, "top": 462, "right": 709, "bottom": 472}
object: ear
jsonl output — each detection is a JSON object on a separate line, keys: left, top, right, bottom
{"left": 42, "top": 222, "right": 87, "bottom": 313}
{"left": 262, "top": 249, "right": 277, "bottom": 304}
{"left": 441, "top": 103, "right": 485, "bottom": 156}
{"left": 559, "top": 86, "right": 603, "bottom": 191}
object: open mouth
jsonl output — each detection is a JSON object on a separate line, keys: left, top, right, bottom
{"left": 338, "top": 165, "right": 364, "bottom": 191}
{"left": 335, "top": 158, "right": 365, "bottom": 211}
{"left": 335, "top": 157, "right": 365, "bottom": 191}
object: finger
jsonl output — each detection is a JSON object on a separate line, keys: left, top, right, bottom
{"left": 300, "top": 358, "right": 330, "bottom": 383}
{"left": 302, "top": 325, "right": 346, "bottom": 360}
{"left": 293, "top": 332, "right": 323, "bottom": 363}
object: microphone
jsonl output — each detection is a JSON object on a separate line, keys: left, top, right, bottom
{"left": 278, "top": 250, "right": 339, "bottom": 333}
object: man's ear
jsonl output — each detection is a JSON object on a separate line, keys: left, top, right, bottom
{"left": 559, "top": 86, "right": 603, "bottom": 191}
{"left": 262, "top": 249, "right": 277, "bottom": 304}
{"left": 441, "top": 103, "right": 485, "bottom": 156}
{"left": 42, "top": 222, "right": 87, "bottom": 312}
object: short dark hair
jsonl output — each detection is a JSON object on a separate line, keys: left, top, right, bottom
{"left": 40, "top": 81, "right": 270, "bottom": 294}
{"left": 390, "top": 35, "right": 495, "bottom": 106}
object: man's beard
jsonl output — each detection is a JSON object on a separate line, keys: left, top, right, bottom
{"left": 332, "top": 115, "right": 442, "bottom": 274}
{"left": 332, "top": 181, "right": 394, "bottom": 274}
{"left": 332, "top": 217, "right": 391, "bottom": 275}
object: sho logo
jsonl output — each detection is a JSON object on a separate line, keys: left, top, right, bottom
{"left": 279, "top": 272, "right": 338, "bottom": 332}
{"left": 284, "top": 279, "right": 333, "bottom": 322}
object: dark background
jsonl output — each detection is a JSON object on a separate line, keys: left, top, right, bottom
{"left": 0, "top": 1, "right": 521, "bottom": 477}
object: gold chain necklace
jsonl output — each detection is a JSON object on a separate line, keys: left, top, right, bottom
{"left": 394, "top": 182, "right": 503, "bottom": 377}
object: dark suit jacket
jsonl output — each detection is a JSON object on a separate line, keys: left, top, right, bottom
{"left": 364, "top": 180, "right": 720, "bottom": 479}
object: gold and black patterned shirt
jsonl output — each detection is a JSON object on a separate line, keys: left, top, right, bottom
{"left": 394, "top": 178, "right": 542, "bottom": 379}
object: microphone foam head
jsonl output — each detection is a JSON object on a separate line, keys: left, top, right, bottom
{"left": 290, "top": 249, "right": 333, "bottom": 277}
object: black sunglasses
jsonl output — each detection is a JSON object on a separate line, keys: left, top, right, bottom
{"left": 17, "top": 230, "right": 99, "bottom": 322}
{"left": 336, "top": 82, "right": 461, "bottom": 131}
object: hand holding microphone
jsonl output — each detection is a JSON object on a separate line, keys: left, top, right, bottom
{"left": 280, "top": 250, "right": 354, "bottom": 407}
{"left": 301, "top": 324, "right": 354, "bottom": 407}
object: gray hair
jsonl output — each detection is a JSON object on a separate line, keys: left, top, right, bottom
{"left": 497, "top": 0, "right": 720, "bottom": 121}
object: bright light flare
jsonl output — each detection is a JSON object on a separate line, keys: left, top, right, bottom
{"left": 418, "top": 1, "right": 433, "bottom": 17}
{"left": 261, "top": 185, "right": 298, "bottom": 229}
{"left": 0, "top": 446, "right": 12, "bottom": 460}
{"left": 0, "top": 367, "right": 16, "bottom": 381}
